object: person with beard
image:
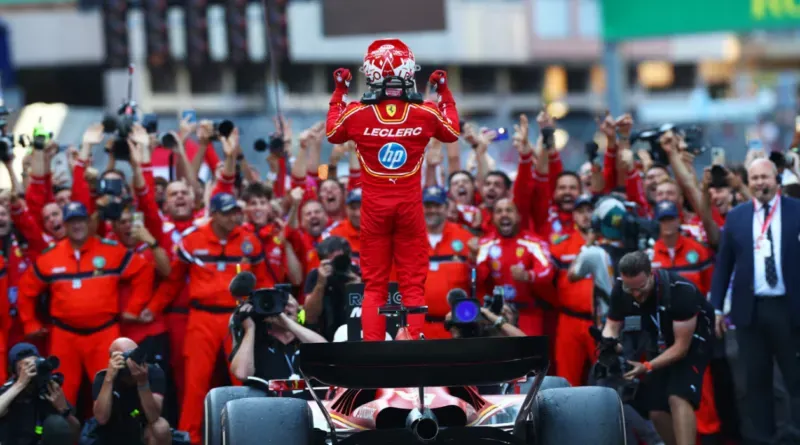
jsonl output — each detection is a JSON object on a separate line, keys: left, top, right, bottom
{"left": 550, "top": 195, "right": 604, "bottom": 387}
{"left": 9, "top": 200, "right": 63, "bottom": 259}
{"left": 241, "top": 183, "right": 302, "bottom": 287}
{"left": 420, "top": 186, "right": 474, "bottom": 339}
{"left": 649, "top": 200, "right": 722, "bottom": 442}
{"left": 323, "top": 188, "right": 362, "bottom": 267}
{"left": 712, "top": 158, "right": 800, "bottom": 445}
{"left": 287, "top": 190, "right": 329, "bottom": 286}
{"left": 147, "top": 193, "right": 269, "bottom": 444}
{"left": 475, "top": 198, "right": 554, "bottom": 336}
{"left": 318, "top": 179, "right": 346, "bottom": 223}
{"left": 303, "top": 236, "right": 361, "bottom": 341}
{"left": 477, "top": 171, "right": 512, "bottom": 232}
{"left": 16, "top": 202, "right": 153, "bottom": 406}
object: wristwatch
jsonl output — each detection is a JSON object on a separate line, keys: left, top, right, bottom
{"left": 493, "top": 316, "right": 506, "bottom": 328}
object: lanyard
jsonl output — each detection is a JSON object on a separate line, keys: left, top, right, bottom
{"left": 649, "top": 272, "right": 663, "bottom": 342}
{"left": 754, "top": 197, "right": 779, "bottom": 240}
{"left": 268, "top": 347, "right": 295, "bottom": 374}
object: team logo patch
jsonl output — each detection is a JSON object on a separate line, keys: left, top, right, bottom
{"left": 451, "top": 240, "right": 463, "bottom": 252}
{"left": 489, "top": 245, "right": 502, "bottom": 259}
{"left": 14, "top": 247, "right": 22, "bottom": 258}
{"left": 273, "top": 236, "right": 281, "bottom": 245}
{"left": 241, "top": 240, "right": 254, "bottom": 255}
{"left": 378, "top": 142, "right": 408, "bottom": 170}
{"left": 491, "top": 260, "right": 501, "bottom": 271}
{"left": 516, "top": 247, "right": 525, "bottom": 258}
{"left": 386, "top": 104, "right": 397, "bottom": 117}
{"left": 686, "top": 250, "right": 699, "bottom": 264}
{"left": 92, "top": 256, "right": 106, "bottom": 270}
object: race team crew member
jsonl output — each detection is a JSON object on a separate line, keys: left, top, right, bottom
{"left": 420, "top": 186, "right": 474, "bottom": 339}
{"left": 323, "top": 188, "right": 362, "bottom": 266}
{"left": 476, "top": 198, "right": 555, "bottom": 336}
{"left": 549, "top": 195, "right": 604, "bottom": 387}
{"left": 649, "top": 201, "right": 713, "bottom": 295}
{"left": 17, "top": 202, "right": 154, "bottom": 405}
{"left": 0, "top": 255, "right": 9, "bottom": 382}
{"left": 326, "top": 38, "right": 460, "bottom": 341}
{"left": 143, "top": 193, "right": 269, "bottom": 444}
{"left": 0, "top": 204, "right": 37, "bottom": 357}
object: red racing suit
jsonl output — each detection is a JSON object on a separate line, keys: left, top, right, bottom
{"left": 475, "top": 232, "right": 555, "bottom": 336}
{"left": 326, "top": 95, "right": 460, "bottom": 341}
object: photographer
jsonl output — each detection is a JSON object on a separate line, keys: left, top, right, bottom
{"left": 229, "top": 295, "right": 326, "bottom": 383}
{"left": 91, "top": 337, "right": 170, "bottom": 445}
{"left": 303, "top": 236, "right": 361, "bottom": 341}
{"left": 0, "top": 343, "right": 80, "bottom": 445}
{"left": 446, "top": 304, "right": 525, "bottom": 339}
{"left": 602, "top": 251, "right": 715, "bottom": 445}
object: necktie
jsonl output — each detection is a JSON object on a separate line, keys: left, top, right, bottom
{"left": 763, "top": 203, "right": 778, "bottom": 287}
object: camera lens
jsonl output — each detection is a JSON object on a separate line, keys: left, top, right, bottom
{"left": 253, "top": 138, "right": 268, "bottom": 152}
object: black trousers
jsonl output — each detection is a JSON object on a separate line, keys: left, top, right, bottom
{"left": 736, "top": 297, "right": 800, "bottom": 445}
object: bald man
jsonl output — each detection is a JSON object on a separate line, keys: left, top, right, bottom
{"left": 91, "top": 337, "right": 171, "bottom": 445}
{"left": 711, "top": 157, "right": 800, "bottom": 444}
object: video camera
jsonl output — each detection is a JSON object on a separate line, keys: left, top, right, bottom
{"left": 631, "top": 123, "right": 705, "bottom": 165}
{"left": 103, "top": 65, "right": 139, "bottom": 161}
{"left": 229, "top": 271, "right": 291, "bottom": 323}
{"left": 588, "top": 326, "right": 639, "bottom": 403}
{"left": 591, "top": 197, "right": 658, "bottom": 252}
{"left": 443, "top": 285, "right": 505, "bottom": 338}
{"left": 32, "top": 356, "right": 65, "bottom": 397}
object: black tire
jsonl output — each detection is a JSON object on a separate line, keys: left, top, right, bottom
{"left": 222, "top": 397, "right": 313, "bottom": 445}
{"left": 204, "top": 386, "right": 266, "bottom": 445}
{"left": 535, "top": 386, "right": 626, "bottom": 445}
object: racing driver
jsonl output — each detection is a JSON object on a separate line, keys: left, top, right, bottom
{"left": 326, "top": 38, "right": 461, "bottom": 341}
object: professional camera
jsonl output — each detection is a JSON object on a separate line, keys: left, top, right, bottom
{"left": 591, "top": 196, "right": 658, "bottom": 252}
{"left": 209, "top": 120, "right": 235, "bottom": 141}
{"left": 443, "top": 286, "right": 504, "bottom": 338}
{"left": 97, "top": 177, "right": 128, "bottom": 221}
{"left": 631, "top": 123, "right": 706, "bottom": 165}
{"left": 588, "top": 326, "right": 639, "bottom": 403}
{"left": 317, "top": 236, "right": 354, "bottom": 277}
{"left": 254, "top": 134, "right": 286, "bottom": 154}
{"left": 32, "top": 356, "right": 65, "bottom": 396}
{"left": 229, "top": 271, "right": 291, "bottom": 322}
{"left": 102, "top": 64, "right": 139, "bottom": 161}
{"left": 585, "top": 141, "right": 600, "bottom": 163}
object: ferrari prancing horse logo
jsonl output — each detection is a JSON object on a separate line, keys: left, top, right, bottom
{"left": 386, "top": 104, "right": 397, "bottom": 117}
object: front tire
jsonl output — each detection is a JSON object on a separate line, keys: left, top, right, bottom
{"left": 535, "top": 386, "right": 626, "bottom": 445}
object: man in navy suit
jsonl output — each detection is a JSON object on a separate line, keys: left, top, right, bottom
{"left": 711, "top": 158, "right": 800, "bottom": 445}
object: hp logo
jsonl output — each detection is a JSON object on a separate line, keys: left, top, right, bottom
{"left": 378, "top": 143, "right": 408, "bottom": 170}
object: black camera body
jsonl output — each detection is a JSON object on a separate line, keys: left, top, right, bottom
{"left": 443, "top": 286, "right": 505, "bottom": 338}
{"left": 588, "top": 326, "right": 639, "bottom": 403}
{"left": 103, "top": 101, "right": 137, "bottom": 161}
{"left": 0, "top": 105, "right": 16, "bottom": 163}
{"left": 632, "top": 123, "right": 705, "bottom": 165}
{"left": 97, "top": 178, "right": 128, "bottom": 221}
{"left": 32, "top": 356, "right": 65, "bottom": 397}
{"left": 591, "top": 197, "right": 659, "bottom": 252}
{"left": 209, "top": 120, "right": 235, "bottom": 141}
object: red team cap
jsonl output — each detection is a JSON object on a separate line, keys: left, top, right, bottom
{"left": 361, "top": 38, "right": 419, "bottom": 86}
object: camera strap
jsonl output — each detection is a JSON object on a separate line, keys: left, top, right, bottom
{"left": 651, "top": 270, "right": 672, "bottom": 350}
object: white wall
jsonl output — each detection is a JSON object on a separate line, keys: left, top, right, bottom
{"left": 3, "top": 8, "right": 105, "bottom": 67}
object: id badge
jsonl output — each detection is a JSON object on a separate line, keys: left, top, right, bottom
{"left": 217, "top": 262, "right": 226, "bottom": 272}
{"left": 72, "top": 279, "right": 81, "bottom": 289}
{"left": 657, "top": 337, "right": 667, "bottom": 354}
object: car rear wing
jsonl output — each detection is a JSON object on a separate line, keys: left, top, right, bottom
{"left": 297, "top": 336, "right": 548, "bottom": 389}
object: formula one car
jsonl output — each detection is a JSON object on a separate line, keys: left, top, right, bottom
{"left": 204, "top": 336, "right": 626, "bottom": 445}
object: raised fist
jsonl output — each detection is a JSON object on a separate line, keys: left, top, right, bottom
{"left": 429, "top": 70, "right": 449, "bottom": 91}
{"left": 333, "top": 68, "right": 352, "bottom": 91}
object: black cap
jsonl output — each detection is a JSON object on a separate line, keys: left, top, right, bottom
{"left": 8, "top": 342, "right": 39, "bottom": 372}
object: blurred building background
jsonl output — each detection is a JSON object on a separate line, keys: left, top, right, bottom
{"left": 1, "top": 0, "right": 799, "bottom": 180}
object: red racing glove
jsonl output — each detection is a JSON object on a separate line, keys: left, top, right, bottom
{"left": 429, "top": 70, "right": 449, "bottom": 93}
{"left": 333, "top": 68, "right": 352, "bottom": 92}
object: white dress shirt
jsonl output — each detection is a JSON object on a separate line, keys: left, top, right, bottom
{"left": 753, "top": 194, "right": 786, "bottom": 296}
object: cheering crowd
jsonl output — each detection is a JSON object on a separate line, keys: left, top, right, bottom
{"left": 0, "top": 47, "right": 799, "bottom": 445}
